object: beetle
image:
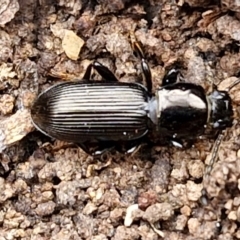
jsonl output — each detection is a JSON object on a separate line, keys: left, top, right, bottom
{"left": 31, "top": 42, "right": 237, "bottom": 155}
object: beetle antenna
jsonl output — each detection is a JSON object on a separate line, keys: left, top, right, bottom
{"left": 201, "top": 131, "right": 224, "bottom": 205}
{"left": 226, "top": 78, "right": 240, "bottom": 92}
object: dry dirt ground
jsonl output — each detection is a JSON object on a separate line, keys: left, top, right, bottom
{"left": 0, "top": 0, "right": 240, "bottom": 239}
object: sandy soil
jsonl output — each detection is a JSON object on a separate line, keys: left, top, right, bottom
{"left": 0, "top": 0, "right": 240, "bottom": 239}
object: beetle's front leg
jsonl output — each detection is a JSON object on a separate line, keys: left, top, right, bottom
{"left": 83, "top": 61, "right": 119, "bottom": 82}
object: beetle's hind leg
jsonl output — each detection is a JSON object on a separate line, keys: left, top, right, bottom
{"left": 83, "top": 61, "right": 119, "bottom": 82}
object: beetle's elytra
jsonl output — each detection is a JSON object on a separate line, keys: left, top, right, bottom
{"left": 31, "top": 82, "right": 149, "bottom": 142}
{"left": 31, "top": 43, "right": 237, "bottom": 155}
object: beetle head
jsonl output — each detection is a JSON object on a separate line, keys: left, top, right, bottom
{"left": 208, "top": 90, "right": 233, "bottom": 129}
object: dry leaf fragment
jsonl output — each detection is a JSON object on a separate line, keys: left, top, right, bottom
{"left": 62, "top": 30, "right": 84, "bottom": 60}
{"left": 0, "top": 109, "right": 34, "bottom": 152}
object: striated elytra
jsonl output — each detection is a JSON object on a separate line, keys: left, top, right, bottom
{"left": 31, "top": 81, "right": 150, "bottom": 143}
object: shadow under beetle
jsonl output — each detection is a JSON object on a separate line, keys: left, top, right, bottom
{"left": 31, "top": 42, "right": 238, "bottom": 155}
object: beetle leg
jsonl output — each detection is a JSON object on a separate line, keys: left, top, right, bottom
{"left": 162, "top": 68, "right": 184, "bottom": 86}
{"left": 141, "top": 58, "right": 152, "bottom": 93}
{"left": 132, "top": 41, "right": 153, "bottom": 93}
{"left": 114, "top": 138, "right": 145, "bottom": 155}
{"left": 82, "top": 62, "right": 93, "bottom": 81}
{"left": 77, "top": 142, "right": 94, "bottom": 155}
{"left": 78, "top": 141, "right": 116, "bottom": 155}
{"left": 171, "top": 139, "right": 183, "bottom": 148}
{"left": 80, "top": 139, "right": 144, "bottom": 155}
{"left": 83, "top": 61, "right": 119, "bottom": 82}
{"left": 170, "top": 137, "right": 195, "bottom": 149}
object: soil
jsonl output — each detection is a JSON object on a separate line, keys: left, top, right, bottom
{"left": 0, "top": 0, "right": 240, "bottom": 239}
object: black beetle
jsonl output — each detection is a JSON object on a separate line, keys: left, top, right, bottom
{"left": 31, "top": 43, "right": 237, "bottom": 155}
